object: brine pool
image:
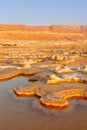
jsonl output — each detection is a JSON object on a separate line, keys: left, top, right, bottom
{"left": 0, "top": 76, "right": 87, "bottom": 130}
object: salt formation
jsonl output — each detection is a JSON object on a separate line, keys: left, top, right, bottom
{"left": 47, "top": 74, "right": 86, "bottom": 84}
{"left": 40, "top": 88, "right": 87, "bottom": 107}
{"left": 55, "top": 66, "right": 72, "bottom": 74}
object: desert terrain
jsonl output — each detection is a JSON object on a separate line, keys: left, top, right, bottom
{"left": 0, "top": 24, "right": 87, "bottom": 130}
{"left": 0, "top": 24, "right": 87, "bottom": 107}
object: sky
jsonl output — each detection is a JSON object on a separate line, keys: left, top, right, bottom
{"left": 0, "top": 0, "right": 87, "bottom": 25}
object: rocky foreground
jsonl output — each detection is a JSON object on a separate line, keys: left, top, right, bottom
{"left": 0, "top": 24, "right": 87, "bottom": 110}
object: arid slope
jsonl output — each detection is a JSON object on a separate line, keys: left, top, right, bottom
{"left": 0, "top": 24, "right": 87, "bottom": 41}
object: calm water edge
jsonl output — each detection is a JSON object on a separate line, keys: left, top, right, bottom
{"left": 0, "top": 76, "right": 87, "bottom": 130}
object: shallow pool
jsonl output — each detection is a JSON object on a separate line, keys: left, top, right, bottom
{"left": 0, "top": 76, "right": 87, "bottom": 130}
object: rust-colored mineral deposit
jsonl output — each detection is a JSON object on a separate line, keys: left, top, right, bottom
{"left": 40, "top": 88, "right": 87, "bottom": 107}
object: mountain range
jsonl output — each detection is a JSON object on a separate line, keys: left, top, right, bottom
{"left": 0, "top": 24, "right": 87, "bottom": 41}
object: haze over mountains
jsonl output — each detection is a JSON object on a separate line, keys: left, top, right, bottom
{"left": 0, "top": 24, "right": 87, "bottom": 41}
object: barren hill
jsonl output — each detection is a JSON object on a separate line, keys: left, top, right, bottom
{"left": 0, "top": 24, "right": 87, "bottom": 41}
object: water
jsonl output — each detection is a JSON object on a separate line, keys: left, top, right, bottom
{"left": 0, "top": 76, "right": 87, "bottom": 130}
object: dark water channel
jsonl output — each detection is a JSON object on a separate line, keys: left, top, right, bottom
{"left": 0, "top": 76, "right": 87, "bottom": 130}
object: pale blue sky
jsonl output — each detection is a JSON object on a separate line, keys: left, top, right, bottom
{"left": 0, "top": 0, "right": 87, "bottom": 25}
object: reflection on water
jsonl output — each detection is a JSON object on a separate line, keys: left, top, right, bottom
{"left": 0, "top": 76, "right": 87, "bottom": 130}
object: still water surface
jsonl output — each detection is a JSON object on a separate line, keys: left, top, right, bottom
{"left": 0, "top": 76, "right": 87, "bottom": 130}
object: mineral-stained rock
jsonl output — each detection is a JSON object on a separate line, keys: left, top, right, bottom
{"left": 32, "top": 99, "right": 76, "bottom": 116}
{"left": 29, "top": 70, "right": 52, "bottom": 81}
{"left": 14, "top": 85, "right": 38, "bottom": 96}
{"left": 0, "top": 67, "right": 42, "bottom": 80}
{"left": 47, "top": 74, "right": 87, "bottom": 84}
{"left": 78, "top": 65, "right": 87, "bottom": 72}
{"left": 2, "top": 63, "right": 86, "bottom": 109}
{"left": 22, "top": 61, "right": 31, "bottom": 68}
{"left": 0, "top": 68, "right": 22, "bottom": 80}
{"left": 36, "top": 83, "right": 87, "bottom": 96}
{"left": 82, "top": 65, "right": 87, "bottom": 72}
{"left": 55, "top": 55, "right": 65, "bottom": 61}
{"left": 14, "top": 81, "right": 47, "bottom": 96}
{"left": 23, "top": 59, "right": 37, "bottom": 66}
{"left": 14, "top": 81, "right": 87, "bottom": 108}
{"left": 0, "top": 65, "right": 21, "bottom": 70}
{"left": 22, "top": 67, "right": 42, "bottom": 75}
{"left": 47, "top": 74, "right": 64, "bottom": 84}
{"left": 55, "top": 66, "right": 72, "bottom": 74}
{"left": 29, "top": 75, "right": 42, "bottom": 81}
{"left": 40, "top": 88, "right": 87, "bottom": 107}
